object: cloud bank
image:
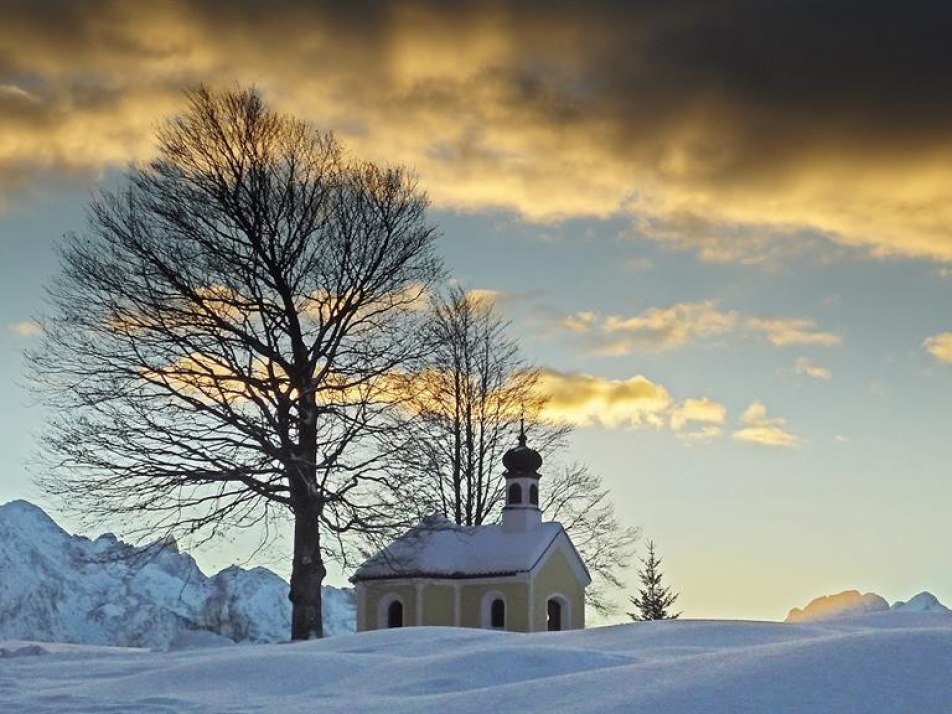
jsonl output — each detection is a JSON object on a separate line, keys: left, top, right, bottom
{"left": 560, "top": 301, "right": 840, "bottom": 354}
{"left": 2, "top": 1, "right": 952, "bottom": 262}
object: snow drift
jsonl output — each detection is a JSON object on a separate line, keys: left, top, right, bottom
{"left": 0, "top": 500, "right": 354, "bottom": 648}
{"left": 3, "top": 613, "right": 952, "bottom": 713}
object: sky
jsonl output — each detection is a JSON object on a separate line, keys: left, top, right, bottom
{"left": 3, "top": 0, "right": 952, "bottom": 622}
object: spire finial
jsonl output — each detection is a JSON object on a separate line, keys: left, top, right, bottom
{"left": 518, "top": 416, "right": 526, "bottom": 446}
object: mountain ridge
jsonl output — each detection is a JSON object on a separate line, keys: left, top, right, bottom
{"left": 0, "top": 499, "right": 355, "bottom": 648}
{"left": 786, "top": 588, "right": 949, "bottom": 622}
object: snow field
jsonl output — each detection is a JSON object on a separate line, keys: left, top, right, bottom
{"left": 4, "top": 613, "right": 952, "bottom": 713}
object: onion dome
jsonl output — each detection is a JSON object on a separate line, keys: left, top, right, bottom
{"left": 502, "top": 426, "right": 543, "bottom": 475}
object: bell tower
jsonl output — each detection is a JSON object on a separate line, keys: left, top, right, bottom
{"left": 501, "top": 423, "right": 543, "bottom": 532}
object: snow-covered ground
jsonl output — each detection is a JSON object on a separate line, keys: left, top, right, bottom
{"left": 3, "top": 612, "right": 952, "bottom": 713}
{"left": 0, "top": 500, "right": 355, "bottom": 647}
{"left": 4, "top": 499, "right": 950, "bottom": 711}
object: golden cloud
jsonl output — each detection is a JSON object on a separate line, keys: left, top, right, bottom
{"left": 462, "top": 288, "right": 500, "bottom": 308}
{"left": 732, "top": 400, "right": 799, "bottom": 447}
{"left": 142, "top": 351, "right": 290, "bottom": 406}
{"left": 601, "top": 302, "right": 739, "bottom": 351}
{"left": 2, "top": 3, "right": 952, "bottom": 263}
{"left": 7, "top": 321, "right": 40, "bottom": 337}
{"left": 535, "top": 368, "right": 672, "bottom": 429}
{"left": 133, "top": 338, "right": 741, "bottom": 444}
{"left": 793, "top": 356, "right": 832, "bottom": 381}
{"left": 669, "top": 397, "right": 726, "bottom": 442}
{"left": 923, "top": 332, "right": 952, "bottom": 364}
{"left": 746, "top": 318, "right": 841, "bottom": 347}
{"left": 392, "top": 364, "right": 732, "bottom": 440}
{"left": 561, "top": 301, "right": 839, "bottom": 354}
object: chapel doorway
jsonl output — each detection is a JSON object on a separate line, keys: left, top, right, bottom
{"left": 387, "top": 600, "right": 404, "bottom": 628}
{"left": 547, "top": 598, "right": 563, "bottom": 631}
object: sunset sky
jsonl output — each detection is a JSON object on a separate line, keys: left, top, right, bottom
{"left": 3, "top": 1, "right": 952, "bottom": 621}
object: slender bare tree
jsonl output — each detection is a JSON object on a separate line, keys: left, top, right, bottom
{"left": 386, "top": 286, "right": 564, "bottom": 527}
{"left": 30, "top": 86, "right": 442, "bottom": 640}
{"left": 543, "top": 464, "right": 640, "bottom": 615}
{"left": 386, "top": 287, "right": 639, "bottom": 614}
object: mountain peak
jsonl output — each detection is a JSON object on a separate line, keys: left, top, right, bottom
{"left": 0, "top": 498, "right": 59, "bottom": 525}
{"left": 892, "top": 592, "right": 950, "bottom": 613}
{"left": 786, "top": 590, "right": 889, "bottom": 622}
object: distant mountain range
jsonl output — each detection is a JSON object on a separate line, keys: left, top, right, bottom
{"left": 0, "top": 500, "right": 354, "bottom": 648}
{"left": 786, "top": 589, "right": 949, "bottom": 623}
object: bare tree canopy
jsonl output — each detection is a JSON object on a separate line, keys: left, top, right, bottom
{"left": 387, "top": 287, "right": 639, "bottom": 614}
{"left": 543, "top": 464, "right": 640, "bottom": 616}
{"left": 387, "top": 286, "right": 563, "bottom": 526}
{"left": 30, "top": 86, "right": 443, "bottom": 640}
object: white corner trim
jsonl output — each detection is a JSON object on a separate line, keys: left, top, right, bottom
{"left": 357, "top": 583, "right": 367, "bottom": 631}
{"left": 528, "top": 576, "right": 535, "bottom": 631}
{"left": 415, "top": 582, "right": 424, "bottom": 626}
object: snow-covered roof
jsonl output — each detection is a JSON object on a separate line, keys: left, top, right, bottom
{"left": 351, "top": 515, "right": 570, "bottom": 581}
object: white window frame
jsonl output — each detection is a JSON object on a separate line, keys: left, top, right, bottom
{"left": 377, "top": 593, "right": 405, "bottom": 629}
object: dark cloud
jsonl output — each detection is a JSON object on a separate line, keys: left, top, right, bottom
{"left": 1, "top": 1, "right": 951, "bottom": 259}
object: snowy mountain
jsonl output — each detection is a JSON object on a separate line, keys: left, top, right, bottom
{"left": 786, "top": 589, "right": 949, "bottom": 622}
{"left": 0, "top": 500, "right": 354, "bottom": 648}
{"left": 891, "top": 591, "right": 950, "bottom": 613}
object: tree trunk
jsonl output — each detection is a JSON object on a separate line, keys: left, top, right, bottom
{"left": 288, "top": 389, "right": 325, "bottom": 641}
{"left": 289, "top": 499, "right": 326, "bottom": 640}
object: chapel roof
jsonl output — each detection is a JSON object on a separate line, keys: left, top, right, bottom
{"left": 350, "top": 515, "right": 576, "bottom": 582}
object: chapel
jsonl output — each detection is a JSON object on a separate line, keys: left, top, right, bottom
{"left": 350, "top": 430, "right": 590, "bottom": 632}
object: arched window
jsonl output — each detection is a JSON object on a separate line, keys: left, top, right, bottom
{"left": 547, "top": 598, "right": 563, "bottom": 631}
{"left": 508, "top": 482, "right": 523, "bottom": 505}
{"left": 387, "top": 599, "right": 404, "bottom": 628}
{"left": 490, "top": 599, "right": 505, "bottom": 628}
{"left": 480, "top": 591, "right": 506, "bottom": 629}
{"left": 529, "top": 484, "right": 539, "bottom": 505}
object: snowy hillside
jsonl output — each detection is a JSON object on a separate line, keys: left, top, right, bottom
{"left": 786, "top": 589, "right": 949, "bottom": 622}
{"left": 0, "top": 500, "right": 354, "bottom": 648}
{"left": 3, "top": 612, "right": 952, "bottom": 712}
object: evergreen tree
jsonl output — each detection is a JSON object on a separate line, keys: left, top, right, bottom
{"left": 627, "top": 540, "right": 681, "bottom": 621}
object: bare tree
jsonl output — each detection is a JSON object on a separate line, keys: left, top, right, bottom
{"left": 29, "top": 86, "right": 442, "bottom": 640}
{"left": 386, "top": 286, "right": 562, "bottom": 525}
{"left": 544, "top": 464, "right": 640, "bottom": 616}
{"left": 387, "top": 287, "right": 638, "bottom": 614}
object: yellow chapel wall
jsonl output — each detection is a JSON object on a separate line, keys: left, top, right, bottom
{"left": 531, "top": 545, "right": 587, "bottom": 630}
{"left": 459, "top": 579, "right": 530, "bottom": 631}
{"left": 358, "top": 581, "right": 418, "bottom": 631}
{"left": 356, "top": 577, "right": 533, "bottom": 632}
{"left": 421, "top": 584, "right": 455, "bottom": 626}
